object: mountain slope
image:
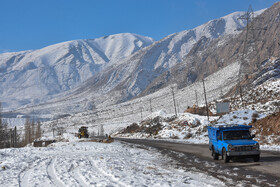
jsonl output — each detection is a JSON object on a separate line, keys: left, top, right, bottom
{"left": 63, "top": 10, "right": 258, "bottom": 105}
{"left": 142, "top": 5, "right": 279, "bottom": 96}
{"left": 2, "top": 6, "right": 272, "bottom": 120}
{"left": 113, "top": 11, "right": 250, "bottom": 96}
{"left": 11, "top": 10, "right": 257, "bottom": 117}
{"left": 0, "top": 33, "right": 154, "bottom": 110}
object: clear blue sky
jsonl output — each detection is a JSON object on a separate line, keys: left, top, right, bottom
{"left": 0, "top": 0, "right": 278, "bottom": 53}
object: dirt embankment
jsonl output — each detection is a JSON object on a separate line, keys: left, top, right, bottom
{"left": 184, "top": 106, "right": 214, "bottom": 116}
{"left": 119, "top": 116, "right": 171, "bottom": 136}
{"left": 250, "top": 112, "right": 280, "bottom": 144}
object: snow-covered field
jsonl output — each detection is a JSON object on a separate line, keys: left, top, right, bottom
{"left": 0, "top": 141, "right": 226, "bottom": 187}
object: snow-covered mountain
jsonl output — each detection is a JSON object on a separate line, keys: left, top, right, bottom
{"left": 0, "top": 33, "right": 154, "bottom": 110}
{"left": 0, "top": 8, "right": 268, "bottom": 119}
{"left": 48, "top": 10, "right": 258, "bottom": 107}
{"left": 108, "top": 11, "right": 249, "bottom": 94}
{"left": 8, "top": 10, "right": 257, "bottom": 119}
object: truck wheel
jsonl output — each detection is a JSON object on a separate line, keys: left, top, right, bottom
{"left": 253, "top": 155, "right": 260, "bottom": 162}
{"left": 222, "top": 148, "right": 230, "bottom": 163}
{"left": 212, "top": 146, "right": 219, "bottom": 160}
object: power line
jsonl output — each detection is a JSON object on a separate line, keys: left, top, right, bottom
{"left": 237, "top": 5, "right": 266, "bottom": 108}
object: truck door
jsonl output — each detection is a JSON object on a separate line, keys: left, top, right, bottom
{"left": 217, "top": 131, "right": 223, "bottom": 154}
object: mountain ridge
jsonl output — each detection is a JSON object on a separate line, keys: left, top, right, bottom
{"left": 9, "top": 10, "right": 260, "bottom": 117}
{"left": 0, "top": 33, "right": 154, "bottom": 110}
{"left": 0, "top": 8, "right": 271, "bottom": 118}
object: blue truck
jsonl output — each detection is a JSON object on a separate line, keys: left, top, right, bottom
{"left": 208, "top": 124, "right": 260, "bottom": 163}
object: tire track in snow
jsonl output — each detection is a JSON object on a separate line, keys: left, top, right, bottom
{"left": 19, "top": 165, "right": 33, "bottom": 187}
{"left": 72, "top": 162, "right": 89, "bottom": 187}
{"left": 66, "top": 160, "right": 89, "bottom": 187}
{"left": 18, "top": 158, "right": 48, "bottom": 187}
{"left": 47, "top": 156, "right": 66, "bottom": 187}
{"left": 88, "top": 157, "right": 128, "bottom": 187}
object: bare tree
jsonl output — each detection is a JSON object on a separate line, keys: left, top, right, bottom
{"left": 51, "top": 120, "right": 58, "bottom": 138}
{"left": 100, "top": 124, "right": 104, "bottom": 137}
{"left": 0, "top": 102, "right": 9, "bottom": 148}
{"left": 0, "top": 102, "right": 2, "bottom": 131}
{"left": 31, "top": 118, "right": 35, "bottom": 141}
{"left": 24, "top": 117, "right": 31, "bottom": 145}
{"left": 36, "top": 120, "right": 42, "bottom": 139}
{"left": 90, "top": 131, "right": 96, "bottom": 138}
{"left": 0, "top": 102, "right": 3, "bottom": 146}
{"left": 56, "top": 127, "right": 65, "bottom": 136}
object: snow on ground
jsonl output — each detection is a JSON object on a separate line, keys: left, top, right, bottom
{"left": 114, "top": 111, "right": 216, "bottom": 144}
{"left": 260, "top": 144, "right": 280, "bottom": 151}
{"left": 0, "top": 141, "right": 226, "bottom": 187}
{"left": 215, "top": 109, "right": 266, "bottom": 125}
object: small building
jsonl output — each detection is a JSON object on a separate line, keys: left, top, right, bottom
{"left": 33, "top": 140, "right": 55, "bottom": 147}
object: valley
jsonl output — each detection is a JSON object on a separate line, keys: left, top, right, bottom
{"left": 0, "top": 2, "right": 280, "bottom": 187}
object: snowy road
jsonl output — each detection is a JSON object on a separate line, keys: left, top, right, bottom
{"left": 1, "top": 141, "right": 226, "bottom": 187}
{"left": 118, "top": 139, "right": 280, "bottom": 187}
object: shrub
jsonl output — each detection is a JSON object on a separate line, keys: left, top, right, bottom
{"left": 183, "top": 134, "right": 192, "bottom": 139}
{"left": 252, "top": 112, "right": 259, "bottom": 123}
{"left": 252, "top": 112, "right": 259, "bottom": 118}
{"left": 122, "top": 123, "right": 140, "bottom": 133}
{"left": 202, "top": 126, "right": 208, "bottom": 132}
{"left": 171, "top": 135, "right": 179, "bottom": 139}
{"left": 273, "top": 136, "right": 280, "bottom": 145}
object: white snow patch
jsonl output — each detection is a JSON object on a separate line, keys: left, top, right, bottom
{"left": 0, "top": 141, "right": 226, "bottom": 187}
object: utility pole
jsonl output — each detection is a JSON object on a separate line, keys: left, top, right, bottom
{"left": 220, "top": 88, "right": 223, "bottom": 99}
{"left": 52, "top": 122, "right": 56, "bottom": 138}
{"left": 171, "top": 87, "right": 178, "bottom": 117}
{"left": 149, "top": 99, "right": 153, "bottom": 113}
{"left": 195, "top": 90, "right": 199, "bottom": 106}
{"left": 237, "top": 5, "right": 265, "bottom": 109}
{"left": 239, "top": 83, "right": 245, "bottom": 109}
{"left": 10, "top": 129, "right": 13, "bottom": 147}
{"left": 140, "top": 107, "right": 143, "bottom": 122}
{"left": 202, "top": 76, "right": 209, "bottom": 121}
{"left": 195, "top": 90, "right": 199, "bottom": 114}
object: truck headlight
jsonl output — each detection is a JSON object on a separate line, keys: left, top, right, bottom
{"left": 228, "top": 144, "right": 234, "bottom": 151}
{"left": 253, "top": 143, "right": 259, "bottom": 151}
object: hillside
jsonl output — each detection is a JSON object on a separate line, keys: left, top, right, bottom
{"left": 1, "top": 2, "right": 280, "bottom": 187}
{"left": 0, "top": 33, "right": 154, "bottom": 110}
{"left": 77, "top": 10, "right": 253, "bottom": 102}
{"left": 9, "top": 10, "right": 257, "bottom": 118}
{"left": 145, "top": 3, "right": 280, "bottom": 96}
{"left": 2, "top": 4, "right": 279, "bottom": 127}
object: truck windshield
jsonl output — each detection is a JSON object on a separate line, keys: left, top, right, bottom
{"left": 223, "top": 130, "right": 252, "bottom": 140}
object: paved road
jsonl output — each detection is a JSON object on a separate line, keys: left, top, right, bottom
{"left": 117, "top": 138, "right": 280, "bottom": 186}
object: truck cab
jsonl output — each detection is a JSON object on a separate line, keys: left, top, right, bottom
{"left": 208, "top": 124, "right": 260, "bottom": 163}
